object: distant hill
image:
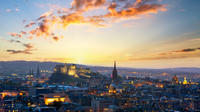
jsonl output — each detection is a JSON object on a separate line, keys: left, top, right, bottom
{"left": 1, "top": 61, "right": 200, "bottom": 74}
{"left": 0, "top": 61, "right": 199, "bottom": 82}
{"left": 0, "top": 61, "right": 63, "bottom": 75}
{"left": 164, "top": 67, "right": 200, "bottom": 73}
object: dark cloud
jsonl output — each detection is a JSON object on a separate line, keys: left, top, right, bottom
{"left": 25, "top": 22, "right": 35, "bottom": 28}
{"left": 9, "top": 39, "right": 21, "bottom": 43}
{"left": 7, "top": 40, "right": 35, "bottom": 54}
{"left": 6, "top": 49, "right": 32, "bottom": 54}
{"left": 126, "top": 47, "right": 200, "bottom": 61}
{"left": 52, "top": 36, "right": 59, "bottom": 41}
{"left": 175, "top": 48, "right": 200, "bottom": 53}
{"left": 23, "top": 43, "right": 34, "bottom": 49}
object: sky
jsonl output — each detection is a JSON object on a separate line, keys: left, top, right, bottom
{"left": 0, "top": 0, "right": 200, "bottom": 68}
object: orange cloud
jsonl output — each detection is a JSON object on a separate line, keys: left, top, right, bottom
{"left": 13, "top": 0, "right": 167, "bottom": 41}
{"left": 21, "top": 31, "right": 27, "bottom": 35}
{"left": 9, "top": 33, "right": 22, "bottom": 38}
{"left": 52, "top": 36, "right": 59, "bottom": 41}
{"left": 71, "top": 0, "right": 106, "bottom": 11}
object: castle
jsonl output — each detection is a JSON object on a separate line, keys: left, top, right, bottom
{"left": 53, "top": 64, "right": 92, "bottom": 78}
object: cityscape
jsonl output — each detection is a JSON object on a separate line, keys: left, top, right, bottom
{"left": 0, "top": 61, "right": 199, "bottom": 112}
{"left": 0, "top": 0, "right": 200, "bottom": 112}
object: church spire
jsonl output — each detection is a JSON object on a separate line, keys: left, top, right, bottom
{"left": 112, "top": 61, "right": 118, "bottom": 83}
{"left": 114, "top": 61, "right": 116, "bottom": 69}
{"left": 36, "top": 65, "right": 40, "bottom": 78}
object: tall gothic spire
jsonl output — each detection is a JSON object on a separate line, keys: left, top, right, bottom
{"left": 114, "top": 60, "right": 116, "bottom": 69}
{"left": 112, "top": 61, "right": 118, "bottom": 83}
{"left": 36, "top": 65, "right": 40, "bottom": 78}
{"left": 29, "top": 68, "right": 34, "bottom": 75}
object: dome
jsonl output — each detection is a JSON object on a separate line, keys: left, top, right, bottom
{"left": 109, "top": 83, "right": 117, "bottom": 89}
{"left": 109, "top": 83, "right": 117, "bottom": 94}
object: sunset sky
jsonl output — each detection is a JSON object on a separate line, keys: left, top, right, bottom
{"left": 0, "top": 0, "right": 200, "bottom": 68}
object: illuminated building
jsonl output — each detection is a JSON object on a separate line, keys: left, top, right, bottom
{"left": 53, "top": 64, "right": 92, "bottom": 78}
{"left": 0, "top": 91, "right": 18, "bottom": 99}
{"left": 108, "top": 61, "right": 123, "bottom": 95}
{"left": 68, "top": 64, "right": 77, "bottom": 76}
{"left": 172, "top": 75, "right": 179, "bottom": 85}
{"left": 45, "top": 97, "right": 65, "bottom": 105}
{"left": 109, "top": 83, "right": 117, "bottom": 95}
{"left": 183, "top": 76, "right": 188, "bottom": 85}
{"left": 27, "top": 68, "right": 34, "bottom": 80}
{"left": 129, "top": 81, "right": 134, "bottom": 85}
{"left": 44, "top": 93, "right": 71, "bottom": 105}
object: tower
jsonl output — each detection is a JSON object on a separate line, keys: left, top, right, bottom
{"left": 36, "top": 65, "right": 40, "bottom": 78}
{"left": 29, "top": 68, "right": 34, "bottom": 76}
{"left": 111, "top": 61, "right": 118, "bottom": 83}
{"left": 172, "top": 75, "right": 179, "bottom": 85}
{"left": 183, "top": 76, "right": 188, "bottom": 85}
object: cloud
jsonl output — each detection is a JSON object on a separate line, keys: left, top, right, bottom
{"left": 7, "top": 39, "right": 36, "bottom": 54}
{"left": 6, "top": 9, "right": 12, "bottom": 12}
{"left": 71, "top": 0, "right": 106, "bottom": 11}
{"left": 25, "top": 22, "right": 35, "bottom": 28}
{"left": 6, "top": 8, "right": 20, "bottom": 12}
{"left": 127, "top": 47, "right": 200, "bottom": 61}
{"left": 15, "top": 8, "right": 20, "bottom": 12}
{"left": 175, "top": 48, "right": 200, "bottom": 53}
{"left": 106, "top": 0, "right": 166, "bottom": 19}
{"left": 9, "top": 39, "right": 22, "bottom": 43}
{"left": 52, "top": 36, "right": 59, "bottom": 41}
{"left": 23, "top": 43, "right": 34, "bottom": 50}
{"left": 20, "top": 31, "right": 27, "bottom": 35}
{"left": 9, "top": 33, "right": 22, "bottom": 38}
{"left": 6, "top": 43, "right": 35, "bottom": 54}
{"left": 12, "top": 0, "right": 166, "bottom": 41}
{"left": 6, "top": 49, "right": 31, "bottom": 54}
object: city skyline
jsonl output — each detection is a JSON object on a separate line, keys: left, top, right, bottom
{"left": 0, "top": 0, "right": 200, "bottom": 68}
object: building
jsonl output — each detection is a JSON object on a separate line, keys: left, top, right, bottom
{"left": 109, "top": 83, "right": 117, "bottom": 95}
{"left": 92, "top": 97, "right": 114, "bottom": 112}
{"left": 183, "top": 76, "right": 188, "bottom": 85}
{"left": 36, "top": 65, "right": 40, "bottom": 78}
{"left": 111, "top": 61, "right": 118, "bottom": 84}
{"left": 172, "top": 75, "right": 179, "bottom": 85}
{"left": 53, "top": 64, "right": 92, "bottom": 78}
{"left": 43, "top": 93, "right": 71, "bottom": 105}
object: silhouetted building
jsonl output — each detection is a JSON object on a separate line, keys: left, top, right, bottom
{"left": 29, "top": 68, "right": 34, "bottom": 76}
{"left": 172, "top": 75, "right": 179, "bottom": 85}
{"left": 111, "top": 61, "right": 118, "bottom": 83}
{"left": 36, "top": 65, "right": 40, "bottom": 78}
